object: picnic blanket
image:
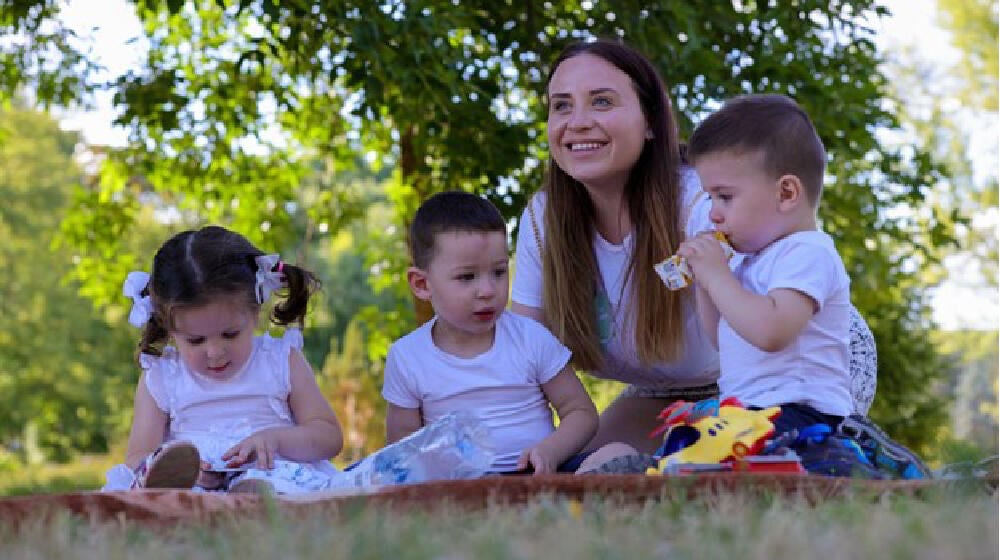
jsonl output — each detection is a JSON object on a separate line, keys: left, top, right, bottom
{"left": 0, "top": 473, "right": 960, "bottom": 527}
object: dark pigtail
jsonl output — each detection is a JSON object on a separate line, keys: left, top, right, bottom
{"left": 130, "top": 226, "right": 321, "bottom": 365}
{"left": 270, "top": 262, "right": 320, "bottom": 327}
{"left": 136, "top": 311, "right": 170, "bottom": 363}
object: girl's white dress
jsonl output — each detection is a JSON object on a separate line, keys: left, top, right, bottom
{"left": 104, "top": 329, "right": 341, "bottom": 494}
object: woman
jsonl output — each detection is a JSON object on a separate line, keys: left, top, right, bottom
{"left": 511, "top": 39, "right": 719, "bottom": 454}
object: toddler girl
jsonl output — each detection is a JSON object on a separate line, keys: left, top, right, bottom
{"left": 103, "top": 226, "right": 344, "bottom": 494}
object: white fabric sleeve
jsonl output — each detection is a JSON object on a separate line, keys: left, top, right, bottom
{"left": 523, "top": 317, "right": 572, "bottom": 384}
{"left": 282, "top": 328, "right": 304, "bottom": 350}
{"left": 765, "top": 242, "right": 846, "bottom": 311}
{"left": 260, "top": 332, "right": 295, "bottom": 422}
{"left": 278, "top": 329, "right": 304, "bottom": 394}
{"left": 381, "top": 344, "right": 421, "bottom": 409}
{"left": 139, "top": 354, "right": 170, "bottom": 413}
{"left": 511, "top": 195, "right": 545, "bottom": 308}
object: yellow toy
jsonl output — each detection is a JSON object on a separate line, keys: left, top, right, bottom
{"left": 648, "top": 397, "right": 781, "bottom": 473}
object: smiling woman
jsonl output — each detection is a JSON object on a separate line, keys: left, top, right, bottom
{"left": 510, "top": 42, "right": 915, "bottom": 476}
{"left": 511, "top": 39, "right": 719, "bottom": 455}
{"left": 546, "top": 53, "right": 652, "bottom": 207}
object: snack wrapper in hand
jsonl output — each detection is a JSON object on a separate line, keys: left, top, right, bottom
{"left": 654, "top": 231, "right": 734, "bottom": 290}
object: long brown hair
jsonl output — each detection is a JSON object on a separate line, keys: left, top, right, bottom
{"left": 135, "top": 226, "right": 320, "bottom": 362}
{"left": 541, "top": 39, "right": 686, "bottom": 371}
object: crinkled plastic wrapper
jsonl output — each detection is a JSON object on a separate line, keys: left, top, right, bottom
{"left": 335, "top": 411, "right": 495, "bottom": 488}
{"left": 655, "top": 231, "right": 734, "bottom": 290}
{"left": 104, "top": 413, "right": 495, "bottom": 493}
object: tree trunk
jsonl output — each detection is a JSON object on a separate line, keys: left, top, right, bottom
{"left": 400, "top": 125, "right": 435, "bottom": 327}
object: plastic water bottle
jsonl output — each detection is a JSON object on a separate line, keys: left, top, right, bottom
{"left": 340, "top": 411, "right": 495, "bottom": 488}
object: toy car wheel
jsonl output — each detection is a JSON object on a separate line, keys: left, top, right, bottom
{"left": 732, "top": 442, "right": 749, "bottom": 458}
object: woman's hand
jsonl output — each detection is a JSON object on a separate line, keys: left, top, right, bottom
{"left": 223, "top": 429, "right": 281, "bottom": 470}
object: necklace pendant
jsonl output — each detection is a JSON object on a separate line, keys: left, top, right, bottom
{"left": 595, "top": 290, "right": 615, "bottom": 346}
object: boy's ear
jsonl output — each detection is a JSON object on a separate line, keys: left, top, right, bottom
{"left": 407, "top": 266, "right": 432, "bottom": 301}
{"left": 776, "top": 174, "right": 804, "bottom": 211}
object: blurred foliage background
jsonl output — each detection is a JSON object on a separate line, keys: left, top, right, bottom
{"left": 0, "top": 0, "right": 995, "bottom": 491}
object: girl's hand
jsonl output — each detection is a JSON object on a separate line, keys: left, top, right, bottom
{"left": 196, "top": 461, "right": 226, "bottom": 490}
{"left": 517, "top": 445, "right": 559, "bottom": 475}
{"left": 223, "top": 429, "right": 281, "bottom": 470}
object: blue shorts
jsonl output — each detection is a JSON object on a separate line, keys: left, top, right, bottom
{"left": 763, "top": 403, "right": 843, "bottom": 437}
{"left": 492, "top": 450, "right": 595, "bottom": 475}
{"left": 349, "top": 450, "right": 597, "bottom": 476}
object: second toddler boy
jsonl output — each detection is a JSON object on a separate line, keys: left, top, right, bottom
{"left": 382, "top": 191, "right": 598, "bottom": 473}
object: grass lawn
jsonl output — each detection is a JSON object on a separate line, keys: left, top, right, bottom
{"left": 1, "top": 483, "right": 995, "bottom": 559}
{"left": 0, "top": 454, "right": 114, "bottom": 497}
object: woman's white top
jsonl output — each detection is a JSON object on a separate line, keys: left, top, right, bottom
{"left": 511, "top": 167, "right": 720, "bottom": 389}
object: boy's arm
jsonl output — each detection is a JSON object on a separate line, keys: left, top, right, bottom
{"left": 224, "top": 349, "right": 344, "bottom": 468}
{"left": 699, "top": 273, "right": 815, "bottom": 352}
{"left": 681, "top": 233, "right": 814, "bottom": 352}
{"left": 519, "top": 366, "right": 598, "bottom": 474}
{"left": 124, "top": 373, "right": 169, "bottom": 469}
{"left": 385, "top": 404, "right": 423, "bottom": 444}
{"left": 381, "top": 343, "right": 424, "bottom": 444}
{"left": 693, "top": 283, "right": 720, "bottom": 349}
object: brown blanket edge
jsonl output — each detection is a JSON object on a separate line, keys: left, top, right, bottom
{"left": 0, "top": 474, "right": 970, "bottom": 527}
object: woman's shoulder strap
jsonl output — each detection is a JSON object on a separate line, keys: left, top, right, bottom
{"left": 527, "top": 198, "right": 543, "bottom": 257}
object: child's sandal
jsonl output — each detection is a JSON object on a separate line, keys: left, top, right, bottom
{"left": 132, "top": 440, "right": 201, "bottom": 489}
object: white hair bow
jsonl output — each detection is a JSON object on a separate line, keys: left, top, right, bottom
{"left": 255, "top": 254, "right": 284, "bottom": 304}
{"left": 123, "top": 271, "right": 153, "bottom": 328}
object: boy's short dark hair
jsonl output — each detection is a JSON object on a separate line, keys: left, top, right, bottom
{"left": 687, "top": 94, "right": 827, "bottom": 205}
{"left": 409, "top": 191, "right": 506, "bottom": 269}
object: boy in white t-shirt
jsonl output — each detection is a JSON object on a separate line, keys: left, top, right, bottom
{"left": 382, "top": 191, "right": 599, "bottom": 473}
{"left": 678, "top": 94, "right": 855, "bottom": 437}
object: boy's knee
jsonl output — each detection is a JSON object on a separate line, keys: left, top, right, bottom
{"left": 575, "top": 442, "right": 639, "bottom": 472}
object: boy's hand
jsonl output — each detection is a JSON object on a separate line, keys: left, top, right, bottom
{"left": 223, "top": 429, "right": 280, "bottom": 470}
{"left": 678, "top": 231, "right": 731, "bottom": 285}
{"left": 517, "top": 445, "right": 560, "bottom": 475}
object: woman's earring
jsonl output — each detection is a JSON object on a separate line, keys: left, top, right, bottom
{"left": 645, "top": 129, "right": 654, "bottom": 140}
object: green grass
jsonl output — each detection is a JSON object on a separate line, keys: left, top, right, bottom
{"left": 0, "top": 454, "right": 114, "bottom": 497}
{"left": 1, "top": 486, "right": 995, "bottom": 559}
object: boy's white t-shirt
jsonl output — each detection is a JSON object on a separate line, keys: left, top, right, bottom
{"left": 718, "top": 231, "right": 853, "bottom": 416}
{"left": 511, "top": 166, "right": 720, "bottom": 389}
{"left": 382, "top": 311, "right": 572, "bottom": 472}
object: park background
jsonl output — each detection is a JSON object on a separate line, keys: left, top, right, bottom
{"left": 0, "top": 0, "right": 996, "bottom": 495}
